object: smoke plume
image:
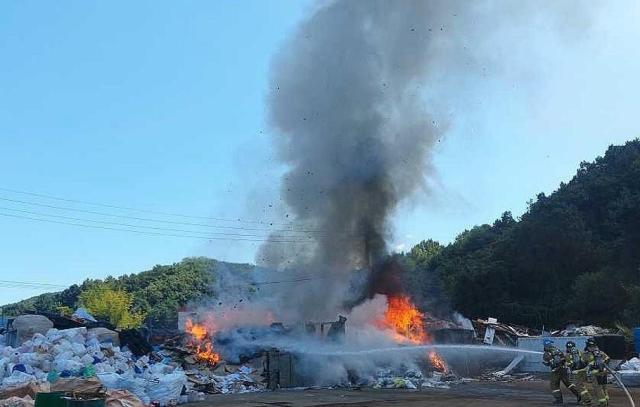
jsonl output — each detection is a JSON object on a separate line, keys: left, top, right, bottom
{"left": 260, "top": 0, "right": 442, "bottom": 273}
{"left": 255, "top": 0, "right": 595, "bottom": 321}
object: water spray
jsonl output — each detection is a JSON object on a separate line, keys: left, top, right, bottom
{"left": 605, "top": 365, "right": 636, "bottom": 407}
{"left": 299, "top": 344, "right": 543, "bottom": 357}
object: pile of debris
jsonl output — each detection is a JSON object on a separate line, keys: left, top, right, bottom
{"left": 553, "top": 325, "right": 613, "bottom": 337}
{"left": 370, "top": 368, "right": 463, "bottom": 390}
{"left": 618, "top": 357, "right": 640, "bottom": 387}
{"left": 158, "top": 334, "right": 266, "bottom": 394}
{"left": 472, "top": 318, "right": 537, "bottom": 346}
{"left": 0, "top": 314, "right": 266, "bottom": 405}
{"left": 479, "top": 369, "right": 536, "bottom": 383}
{"left": 0, "top": 324, "right": 188, "bottom": 405}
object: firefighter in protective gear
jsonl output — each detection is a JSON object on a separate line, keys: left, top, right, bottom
{"left": 566, "top": 340, "right": 592, "bottom": 405}
{"left": 583, "top": 338, "right": 610, "bottom": 406}
{"left": 543, "top": 339, "right": 581, "bottom": 404}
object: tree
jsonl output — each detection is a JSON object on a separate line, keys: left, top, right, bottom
{"left": 79, "top": 284, "right": 146, "bottom": 329}
{"left": 408, "top": 239, "right": 443, "bottom": 266}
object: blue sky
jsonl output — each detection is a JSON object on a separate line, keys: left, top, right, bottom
{"left": 1, "top": 1, "right": 639, "bottom": 305}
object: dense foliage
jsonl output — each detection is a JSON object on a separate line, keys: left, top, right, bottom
{"left": 2, "top": 257, "right": 254, "bottom": 327}
{"left": 400, "top": 139, "right": 640, "bottom": 328}
{"left": 79, "top": 284, "right": 146, "bottom": 329}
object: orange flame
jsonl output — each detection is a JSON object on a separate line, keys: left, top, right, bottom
{"left": 376, "top": 295, "right": 447, "bottom": 372}
{"left": 185, "top": 318, "right": 220, "bottom": 365}
{"left": 376, "top": 295, "right": 428, "bottom": 344}
{"left": 428, "top": 351, "right": 447, "bottom": 372}
{"left": 185, "top": 319, "right": 207, "bottom": 341}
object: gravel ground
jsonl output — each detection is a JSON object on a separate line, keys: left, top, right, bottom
{"left": 189, "top": 381, "right": 639, "bottom": 407}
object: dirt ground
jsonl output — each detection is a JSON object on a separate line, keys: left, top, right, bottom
{"left": 191, "top": 381, "right": 640, "bottom": 407}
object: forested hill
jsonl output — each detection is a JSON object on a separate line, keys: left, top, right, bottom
{"left": 402, "top": 139, "right": 640, "bottom": 328}
{"left": 1, "top": 258, "right": 254, "bottom": 325}
{"left": 4, "top": 140, "right": 640, "bottom": 330}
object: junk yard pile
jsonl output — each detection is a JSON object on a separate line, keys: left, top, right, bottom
{"left": 2, "top": 300, "right": 640, "bottom": 407}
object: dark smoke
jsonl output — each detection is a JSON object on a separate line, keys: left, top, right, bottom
{"left": 260, "top": 0, "right": 442, "bottom": 273}
{"left": 255, "top": 0, "right": 596, "bottom": 320}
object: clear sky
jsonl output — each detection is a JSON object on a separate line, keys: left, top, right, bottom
{"left": 1, "top": 1, "right": 639, "bottom": 305}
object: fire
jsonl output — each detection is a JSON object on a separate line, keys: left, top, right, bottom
{"left": 428, "top": 351, "right": 447, "bottom": 372}
{"left": 185, "top": 319, "right": 207, "bottom": 341}
{"left": 185, "top": 318, "right": 220, "bottom": 365}
{"left": 376, "top": 295, "right": 428, "bottom": 344}
{"left": 194, "top": 341, "right": 220, "bottom": 364}
{"left": 375, "top": 295, "right": 448, "bottom": 372}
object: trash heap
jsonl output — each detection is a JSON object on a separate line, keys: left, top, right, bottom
{"left": 0, "top": 326, "right": 188, "bottom": 405}
{"left": 157, "top": 339, "right": 266, "bottom": 395}
{"left": 369, "top": 367, "right": 462, "bottom": 390}
{"left": 0, "top": 321, "right": 265, "bottom": 405}
{"left": 618, "top": 357, "right": 640, "bottom": 387}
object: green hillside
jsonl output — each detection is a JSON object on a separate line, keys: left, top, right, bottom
{"left": 1, "top": 257, "right": 254, "bottom": 326}
{"left": 401, "top": 139, "right": 640, "bottom": 328}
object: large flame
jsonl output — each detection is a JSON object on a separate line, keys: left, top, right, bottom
{"left": 376, "top": 294, "right": 428, "bottom": 344}
{"left": 376, "top": 295, "right": 448, "bottom": 372}
{"left": 185, "top": 318, "right": 220, "bottom": 365}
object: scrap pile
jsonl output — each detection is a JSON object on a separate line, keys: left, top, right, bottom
{"left": 553, "top": 325, "right": 613, "bottom": 337}
{"left": 158, "top": 343, "right": 265, "bottom": 395}
{"left": 0, "top": 325, "right": 188, "bottom": 405}
{"left": 0, "top": 314, "right": 266, "bottom": 406}
{"left": 371, "top": 367, "right": 463, "bottom": 390}
{"left": 472, "top": 318, "right": 536, "bottom": 346}
{"left": 618, "top": 357, "right": 640, "bottom": 387}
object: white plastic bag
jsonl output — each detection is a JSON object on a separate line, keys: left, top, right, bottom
{"left": 1, "top": 370, "right": 36, "bottom": 388}
{"left": 98, "top": 373, "right": 150, "bottom": 405}
{"left": 144, "top": 371, "right": 187, "bottom": 406}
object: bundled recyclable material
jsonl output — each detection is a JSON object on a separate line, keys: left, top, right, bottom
{"left": 0, "top": 327, "right": 188, "bottom": 406}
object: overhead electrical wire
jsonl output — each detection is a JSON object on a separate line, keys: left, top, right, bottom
{"left": 0, "top": 279, "right": 68, "bottom": 289}
{"left": 0, "top": 212, "right": 313, "bottom": 243}
{"left": 0, "top": 196, "right": 328, "bottom": 234}
{"left": 0, "top": 206, "right": 318, "bottom": 240}
{"left": 0, "top": 187, "right": 363, "bottom": 242}
{"left": 0, "top": 186, "right": 298, "bottom": 227}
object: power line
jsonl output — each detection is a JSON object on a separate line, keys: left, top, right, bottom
{"left": 0, "top": 187, "right": 297, "bottom": 227}
{"left": 0, "top": 212, "right": 315, "bottom": 243}
{"left": 251, "top": 276, "right": 328, "bottom": 285}
{"left": 0, "top": 275, "right": 330, "bottom": 293}
{"left": 0, "top": 196, "right": 329, "bottom": 234}
{"left": 0, "top": 206, "right": 318, "bottom": 240}
{"left": 0, "top": 280, "right": 68, "bottom": 289}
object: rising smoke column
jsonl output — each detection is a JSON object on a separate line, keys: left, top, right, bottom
{"left": 261, "top": 0, "right": 443, "bottom": 272}
{"left": 255, "top": 0, "right": 448, "bottom": 320}
{"left": 256, "top": 0, "right": 595, "bottom": 320}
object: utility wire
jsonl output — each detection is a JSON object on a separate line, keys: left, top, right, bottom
{"left": 0, "top": 280, "right": 68, "bottom": 289}
{"left": 0, "top": 212, "right": 314, "bottom": 243}
{"left": 0, "top": 206, "right": 319, "bottom": 240}
{"left": 0, "top": 187, "right": 297, "bottom": 227}
{"left": 0, "top": 196, "right": 328, "bottom": 234}
{"left": 250, "top": 276, "right": 328, "bottom": 285}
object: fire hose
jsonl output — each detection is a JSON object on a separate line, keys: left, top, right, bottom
{"left": 604, "top": 365, "right": 636, "bottom": 407}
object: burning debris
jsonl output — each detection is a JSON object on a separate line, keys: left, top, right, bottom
{"left": 183, "top": 319, "right": 220, "bottom": 366}
{"left": 376, "top": 295, "right": 428, "bottom": 345}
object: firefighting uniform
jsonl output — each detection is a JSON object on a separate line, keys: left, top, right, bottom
{"left": 583, "top": 349, "right": 610, "bottom": 406}
{"left": 566, "top": 346, "right": 592, "bottom": 405}
{"left": 543, "top": 346, "right": 580, "bottom": 403}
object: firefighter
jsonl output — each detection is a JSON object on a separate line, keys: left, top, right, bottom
{"left": 543, "top": 338, "right": 580, "bottom": 405}
{"left": 566, "top": 340, "right": 592, "bottom": 405}
{"left": 583, "top": 338, "right": 610, "bottom": 406}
